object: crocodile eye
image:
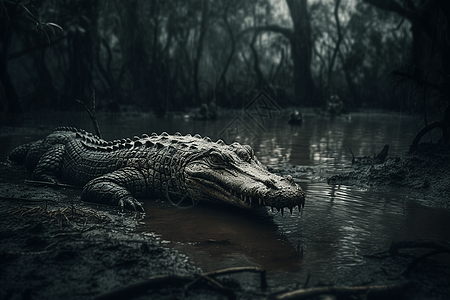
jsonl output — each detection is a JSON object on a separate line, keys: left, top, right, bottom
{"left": 209, "top": 151, "right": 226, "bottom": 167}
{"left": 237, "top": 149, "right": 249, "bottom": 161}
{"left": 237, "top": 145, "right": 253, "bottom": 162}
{"left": 244, "top": 145, "right": 254, "bottom": 159}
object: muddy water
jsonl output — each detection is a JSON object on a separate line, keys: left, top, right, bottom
{"left": 2, "top": 109, "right": 450, "bottom": 286}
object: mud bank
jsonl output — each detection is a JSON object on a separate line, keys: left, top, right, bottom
{"left": 0, "top": 183, "right": 201, "bottom": 300}
{"left": 327, "top": 143, "right": 450, "bottom": 209}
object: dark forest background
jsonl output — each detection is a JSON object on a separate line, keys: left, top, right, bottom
{"left": 1, "top": 0, "right": 449, "bottom": 120}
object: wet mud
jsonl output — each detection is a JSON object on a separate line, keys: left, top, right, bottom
{"left": 0, "top": 183, "right": 201, "bottom": 300}
{"left": 327, "top": 143, "right": 450, "bottom": 209}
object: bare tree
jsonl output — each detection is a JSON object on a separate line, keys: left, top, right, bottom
{"left": 193, "top": 0, "right": 210, "bottom": 104}
{"left": 246, "top": 0, "right": 316, "bottom": 105}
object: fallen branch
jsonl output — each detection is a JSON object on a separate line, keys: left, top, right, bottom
{"left": 95, "top": 267, "right": 266, "bottom": 300}
{"left": 95, "top": 274, "right": 220, "bottom": 300}
{"left": 0, "top": 196, "right": 57, "bottom": 203}
{"left": 204, "top": 266, "right": 267, "bottom": 288}
{"left": 389, "top": 240, "right": 450, "bottom": 276}
{"left": 24, "top": 179, "right": 79, "bottom": 189}
{"left": 389, "top": 239, "right": 450, "bottom": 256}
{"left": 275, "top": 281, "right": 412, "bottom": 300}
{"left": 410, "top": 120, "right": 449, "bottom": 148}
{"left": 401, "top": 249, "right": 449, "bottom": 277}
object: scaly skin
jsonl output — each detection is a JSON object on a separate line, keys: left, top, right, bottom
{"left": 9, "top": 127, "right": 306, "bottom": 213}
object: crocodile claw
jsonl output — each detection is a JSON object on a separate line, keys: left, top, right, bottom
{"left": 81, "top": 177, "right": 146, "bottom": 213}
{"left": 118, "top": 197, "right": 145, "bottom": 213}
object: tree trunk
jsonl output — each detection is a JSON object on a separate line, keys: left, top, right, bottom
{"left": 338, "top": 50, "right": 359, "bottom": 107}
{"left": 193, "top": 0, "right": 209, "bottom": 105}
{"left": 0, "top": 56, "right": 21, "bottom": 113}
{"left": 217, "top": 5, "right": 235, "bottom": 99}
{"left": 286, "top": 0, "right": 316, "bottom": 105}
{"left": 63, "top": 0, "right": 98, "bottom": 108}
{"left": 250, "top": 33, "right": 268, "bottom": 91}
{"left": 248, "top": 0, "right": 316, "bottom": 105}
{"left": 362, "top": 0, "right": 430, "bottom": 68}
{"left": 120, "top": 0, "right": 151, "bottom": 105}
{"left": 0, "top": 4, "right": 22, "bottom": 113}
{"left": 327, "top": 0, "right": 343, "bottom": 91}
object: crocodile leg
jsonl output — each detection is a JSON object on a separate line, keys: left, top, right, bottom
{"left": 81, "top": 167, "right": 147, "bottom": 212}
{"left": 32, "top": 144, "right": 65, "bottom": 183}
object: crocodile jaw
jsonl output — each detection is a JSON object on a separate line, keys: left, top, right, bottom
{"left": 184, "top": 160, "right": 306, "bottom": 212}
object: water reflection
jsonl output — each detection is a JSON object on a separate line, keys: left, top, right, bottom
{"left": 254, "top": 112, "right": 417, "bottom": 169}
{"left": 276, "top": 182, "right": 450, "bottom": 282}
{"left": 139, "top": 200, "right": 302, "bottom": 272}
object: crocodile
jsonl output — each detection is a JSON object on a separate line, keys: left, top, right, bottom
{"left": 8, "top": 127, "right": 306, "bottom": 214}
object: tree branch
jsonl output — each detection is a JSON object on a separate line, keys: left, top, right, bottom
{"left": 275, "top": 281, "right": 412, "bottom": 300}
{"left": 241, "top": 25, "right": 294, "bottom": 42}
{"left": 75, "top": 90, "right": 102, "bottom": 139}
{"left": 8, "top": 35, "right": 67, "bottom": 60}
{"left": 217, "top": 3, "right": 235, "bottom": 92}
{"left": 362, "top": 0, "right": 415, "bottom": 21}
{"left": 327, "top": 0, "right": 343, "bottom": 88}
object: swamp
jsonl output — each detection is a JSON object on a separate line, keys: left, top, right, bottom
{"left": 1, "top": 0, "right": 450, "bottom": 299}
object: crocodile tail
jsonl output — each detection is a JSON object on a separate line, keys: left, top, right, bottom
{"left": 8, "top": 143, "right": 33, "bottom": 164}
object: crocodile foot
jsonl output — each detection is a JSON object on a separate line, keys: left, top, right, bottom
{"left": 81, "top": 180, "right": 145, "bottom": 213}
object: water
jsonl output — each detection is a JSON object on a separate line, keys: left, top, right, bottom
{"left": 1, "top": 109, "right": 449, "bottom": 286}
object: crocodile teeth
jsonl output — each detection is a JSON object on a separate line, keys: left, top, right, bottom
{"left": 289, "top": 207, "right": 293, "bottom": 215}
{"left": 281, "top": 208, "right": 284, "bottom": 216}
{"left": 249, "top": 197, "right": 252, "bottom": 204}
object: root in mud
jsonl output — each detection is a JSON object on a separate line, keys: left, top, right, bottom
{"left": 389, "top": 240, "right": 450, "bottom": 277}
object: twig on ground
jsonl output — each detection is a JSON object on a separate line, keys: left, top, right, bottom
{"left": 0, "top": 196, "right": 57, "bottom": 203}
{"left": 95, "top": 267, "right": 267, "bottom": 300}
{"left": 274, "top": 281, "right": 412, "bottom": 300}
{"left": 24, "top": 179, "right": 79, "bottom": 189}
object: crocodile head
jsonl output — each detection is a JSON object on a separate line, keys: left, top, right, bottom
{"left": 183, "top": 141, "right": 305, "bottom": 214}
